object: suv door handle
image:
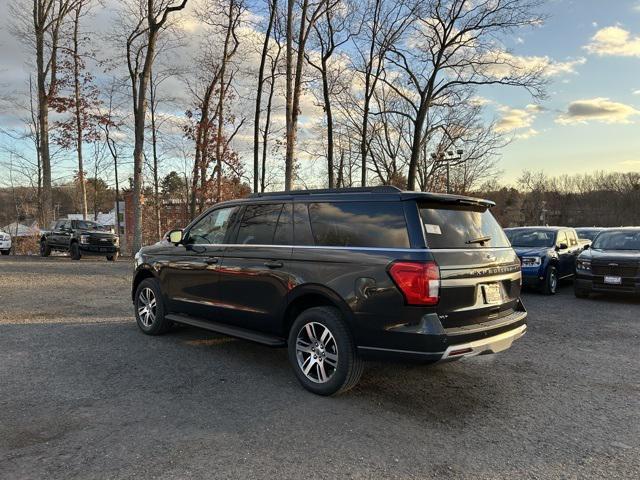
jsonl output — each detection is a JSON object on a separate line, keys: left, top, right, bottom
{"left": 205, "top": 257, "right": 219, "bottom": 265}
{"left": 264, "top": 260, "right": 283, "bottom": 269}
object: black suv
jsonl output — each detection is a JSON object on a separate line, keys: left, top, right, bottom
{"left": 575, "top": 227, "right": 640, "bottom": 297}
{"left": 41, "top": 219, "right": 120, "bottom": 261}
{"left": 132, "top": 187, "right": 527, "bottom": 395}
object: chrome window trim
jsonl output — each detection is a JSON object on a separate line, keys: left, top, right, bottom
{"left": 184, "top": 243, "right": 515, "bottom": 253}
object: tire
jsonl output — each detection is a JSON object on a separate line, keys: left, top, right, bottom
{"left": 574, "top": 285, "right": 590, "bottom": 299}
{"left": 134, "top": 277, "right": 172, "bottom": 335}
{"left": 287, "top": 306, "right": 364, "bottom": 396}
{"left": 70, "top": 242, "right": 81, "bottom": 260}
{"left": 542, "top": 266, "right": 558, "bottom": 295}
{"left": 1, "top": 250, "right": 9, "bottom": 256}
{"left": 40, "top": 240, "right": 51, "bottom": 257}
{"left": 107, "top": 252, "right": 119, "bottom": 261}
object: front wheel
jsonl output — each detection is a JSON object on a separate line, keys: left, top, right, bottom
{"left": 134, "top": 278, "right": 172, "bottom": 335}
{"left": 542, "top": 266, "right": 558, "bottom": 295}
{"left": 287, "top": 306, "right": 364, "bottom": 396}
{"left": 40, "top": 240, "right": 51, "bottom": 257}
{"left": 70, "top": 242, "right": 81, "bottom": 260}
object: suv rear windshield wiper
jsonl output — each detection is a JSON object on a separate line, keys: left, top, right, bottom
{"left": 466, "top": 235, "right": 492, "bottom": 245}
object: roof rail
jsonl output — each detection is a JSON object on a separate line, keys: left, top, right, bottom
{"left": 249, "top": 186, "right": 402, "bottom": 198}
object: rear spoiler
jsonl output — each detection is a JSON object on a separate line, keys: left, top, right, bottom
{"left": 404, "top": 192, "right": 495, "bottom": 208}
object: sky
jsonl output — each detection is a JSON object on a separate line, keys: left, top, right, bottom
{"left": 485, "top": 0, "right": 640, "bottom": 183}
{"left": 1, "top": 0, "right": 640, "bottom": 187}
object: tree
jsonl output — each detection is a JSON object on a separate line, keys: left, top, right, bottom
{"left": 123, "top": 0, "right": 188, "bottom": 253}
{"left": 10, "top": 0, "right": 81, "bottom": 225}
{"left": 383, "top": 0, "right": 546, "bottom": 190}
{"left": 284, "top": 0, "right": 334, "bottom": 190}
{"left": 306, "top": 0, "right": 356, "bottom": 188}
{"left": 253, "top": 0, "right": 278, "bottom": 193}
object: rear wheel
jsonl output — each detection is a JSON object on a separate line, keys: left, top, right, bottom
{"left": 134, "top": 278, "right": 172, "bottom": 335}
{"left": 40, "top": 240, "right": 51, "bottom": 257}
{"left": 106, "top": 252, "right": 119, "bottom": 261}
{"left": 1, "top": 250, "right": 9, "bottom": 256}
{"left": 287, "top": 306, "right": 364, "bottom": 396}
{"left": 70, "top": 242, "right": 81, "bottom": 260}
{"left": 542, "top": 266, "right": 557, "bottom": 295}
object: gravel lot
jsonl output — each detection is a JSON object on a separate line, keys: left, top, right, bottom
{"left": 1, "top": 256, "right": 638, "bottom": 479}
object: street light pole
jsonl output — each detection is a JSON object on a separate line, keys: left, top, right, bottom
{"left": 431, "top": 149, "right": 464, "bottom": 194}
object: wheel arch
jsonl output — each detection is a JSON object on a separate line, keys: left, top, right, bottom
{"left": 280, "top": 284, "right": 355, "bottom": 339}
{"left": 132, "top": 266, "right": 157, "bottom": 302}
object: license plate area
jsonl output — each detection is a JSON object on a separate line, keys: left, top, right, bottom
{"left": 604, "top": 275, "right": 622, "bottom": 285}
{"left": 481, "top": 283, "right": 502, "bottom": 304}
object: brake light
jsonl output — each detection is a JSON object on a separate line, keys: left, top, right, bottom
{"left": 388, "top": 261, "right": 440, "bottom": 305}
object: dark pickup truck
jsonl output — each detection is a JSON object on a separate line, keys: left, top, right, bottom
{"left": 40, "top": 219, "right": 120, "bottom": 261}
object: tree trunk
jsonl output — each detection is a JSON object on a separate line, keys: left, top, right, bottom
{"left": 284, "top": 0, "right": 294, "bottom": 191}
{"left": 149, "top": 68, "right": 162, "bottom": 241}
{"left": 35, "top": 26, "right": 52, "bottom": 227}
{"left": 72, "top": 6, "right": 88, "bottom": 220}
{"left": 253, "top": 0, "right": 276, "bottom": 193}
{"left": 320, "top": 56, "right": 334, "bottom": 188}
{"left": 261, "top": 68, "right": 276, "bottom": 193}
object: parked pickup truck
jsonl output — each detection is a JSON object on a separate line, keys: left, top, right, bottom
{"left": 40, "top": 219, "right": 120, "bottom": 261}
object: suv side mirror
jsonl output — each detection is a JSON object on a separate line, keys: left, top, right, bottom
{"left": 168, "top": 229, "right": 183, "bottom": 245}
{"left": 556, "top": 242, "right": 568, "bottom": 251}
{"left": 583, "top": 244, "right": 590, "bottom": 250}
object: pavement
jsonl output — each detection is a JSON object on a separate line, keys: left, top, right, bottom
{"left": 0, "top": 256, "right": 638, "bottom": 479}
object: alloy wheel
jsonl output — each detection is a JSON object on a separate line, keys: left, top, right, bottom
{"left": 138, "top": 287, "right": 157, "bottom": 327}
{"left": 295, "top": 322, "right": 339, "bottom": 383}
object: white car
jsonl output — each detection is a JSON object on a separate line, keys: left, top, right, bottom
{"left": 0, "top": 231, "right": 12, "bottom": 255}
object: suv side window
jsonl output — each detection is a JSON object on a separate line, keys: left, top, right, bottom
{"left": 308, "top": 201, "right": 409, "bottom": 248}
{"left": 187, "top": 206, "right": 238, "bottom": 245}
{"left": 274, "top": 203, "right": 293, "bottom": 245}
{"left": 236, "top": 204, "right": 283, "bottom": 245}
{"left": 293, "top": 203, "right": 314, "bottom": 246}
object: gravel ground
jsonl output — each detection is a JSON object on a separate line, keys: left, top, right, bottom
{"left": 0, "top": 255, "right": 638, "bottom": 479}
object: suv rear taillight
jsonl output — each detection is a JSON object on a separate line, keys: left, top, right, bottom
{"left": 388, "top": 261, "right": 440, "bottom": 305}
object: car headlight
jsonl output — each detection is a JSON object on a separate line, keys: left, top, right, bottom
{"left": 521, "top": 256, "right": 541, "bottom": 267}
{"left": 576, "top": 259, "right": 591, "bottom": 271}
{"left": 80, "top": 235, "right": 90, "bottom": 244}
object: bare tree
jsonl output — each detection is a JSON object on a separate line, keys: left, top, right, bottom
{"left": 383, "top": 0, "right": 546, "bottom": 190}
{"left": 10, "top": 0, "right": 82, "bottom": 225}
{"left": 123, "top": 0, "right": 187, "bottom": 253}
{"left": 351, "top": 0, "right": 415, "bottom": 186}
{"left": 253, "top": 0, "right": 278, "bottom": 193}
{"left": 284, "top": 0, "right": 333, "bottom": 190}
{"left": 306, "top": 0, "right": 357, "bottom": 188}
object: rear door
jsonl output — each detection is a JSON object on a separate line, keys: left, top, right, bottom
{"left": 418, "top": 202, "right": 522, "bottom": 330}
{"left": 216, "top": 203, "right": 293, "bottom": 333}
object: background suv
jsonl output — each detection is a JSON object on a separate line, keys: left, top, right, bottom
{"left": 132, "top": 187, "right": 527, "bottom": 395}
{"left": 0, "top": 230, "right": 11, "bottom": 255}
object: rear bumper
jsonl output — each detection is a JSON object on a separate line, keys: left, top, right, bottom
{"left": 440, "top": 324, "right": 527, "bottom": 361}
{"left": 356, "top": 301, "right": 528, "bottom": 362}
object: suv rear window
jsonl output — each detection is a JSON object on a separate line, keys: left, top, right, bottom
{"left": 419, "top": 203, "right": 509, "bottom": 249}
{"left": 308, "top": 202, "right": 409, "bottom": 248}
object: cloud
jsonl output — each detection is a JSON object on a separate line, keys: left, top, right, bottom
{"left": 585, "top": 26, "right": 640, "bottom": 57}
{"left": 495, "top": 104, "right": 542, "bottom": 138}
{"left": 633, "top": 89, "right": 640, "bottom": 95}
{"left": 486, "top": 52, "right": 586, "bottom": 79}
{"left": 556, "top": 98, "right": 640, "bottom": 125}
